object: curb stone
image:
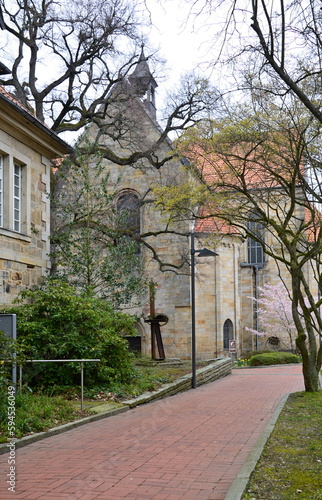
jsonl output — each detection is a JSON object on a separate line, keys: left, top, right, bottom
{"left": 0, "top": 358, "right": 231, "bottom": 454}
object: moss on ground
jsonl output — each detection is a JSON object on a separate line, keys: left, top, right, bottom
{"left": 243, "top": 391, "right": 322, "bottom": 499}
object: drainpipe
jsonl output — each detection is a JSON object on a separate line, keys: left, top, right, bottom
{"left": 214, "top": 253, "right": 218, "bottom": 358}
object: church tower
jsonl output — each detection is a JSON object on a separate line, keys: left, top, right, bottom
{"left": 128, "top": 46, "right": 158, "bottom": 120}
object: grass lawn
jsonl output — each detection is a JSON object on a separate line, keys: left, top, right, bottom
{"left": 242, "top": 390, "right": 322, "bottom": 500}
{"left": 0, "top": 392, "right": 89, "bottom": 442}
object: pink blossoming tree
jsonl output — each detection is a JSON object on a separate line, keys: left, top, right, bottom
{"left": 246, "top": 283, "right": 303, "bottom": 354}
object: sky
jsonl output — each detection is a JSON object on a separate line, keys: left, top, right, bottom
{"left": 142, "top": 0, "right": 215, "bottom": 95}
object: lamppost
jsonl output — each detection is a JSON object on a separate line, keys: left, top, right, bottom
{"left": 191, "top": 232, "right": 218, "bottom": 389}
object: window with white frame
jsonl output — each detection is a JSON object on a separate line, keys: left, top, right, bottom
{"left": 13, "top": 163, "right": 21, "bottom": 232}
{"left": 0, "top": 155, "right": 3, "bottom": 227}
{"left": 0, "top": 152, "right": 27, "bottom": 235}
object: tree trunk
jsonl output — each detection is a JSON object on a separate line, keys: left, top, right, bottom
{"left": 296, "top": 334, "right": 319, "bottom": 392}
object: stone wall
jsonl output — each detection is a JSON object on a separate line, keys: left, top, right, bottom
{"left": 125, "top": 358, "right": 233, "bottom": 407}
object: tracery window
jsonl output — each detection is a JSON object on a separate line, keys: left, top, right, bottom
{"left": 247, "top": 216, "right": 265, "bottom": 265}
{"left": 116, "top": 191, "right": 141, "bottom": 252}
{"left": 117, "top": 191, "right": 140, "bottom": 235}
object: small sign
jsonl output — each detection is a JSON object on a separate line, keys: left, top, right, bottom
{"left": 229, "top": 340, "right": 236, "bottom": 353}
{"left": 0, "top": 314, "right": 17, "bottom": 384}
{"left": 0, "top": 314, "right": 17, "bottom": 341}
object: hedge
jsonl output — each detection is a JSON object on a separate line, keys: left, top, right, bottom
{"left": 248, "top": 351, "right": 301, "bottom": 366}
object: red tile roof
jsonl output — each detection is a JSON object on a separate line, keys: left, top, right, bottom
{"left": 0, "top": 85, "right": 36, "bottom": 116}
{"left": 184, "top": 141, "right": 313, "bottom": 237}
{"left": 194, "top": 205, "right": 242, "bottom": 235}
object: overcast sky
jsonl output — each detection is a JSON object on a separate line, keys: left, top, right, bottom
{"left": 143, "top": 0, "right": 214, "bottom": 93}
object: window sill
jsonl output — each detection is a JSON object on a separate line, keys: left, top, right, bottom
{"left": 0, "top": 227, "right": 31, "bottom": 242}
{"left": 240, "top": 262, "right": 265, "bottom": 269}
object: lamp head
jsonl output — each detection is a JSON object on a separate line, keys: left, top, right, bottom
{"left": 196, "top": 248, "right": 219, "bottom": 257}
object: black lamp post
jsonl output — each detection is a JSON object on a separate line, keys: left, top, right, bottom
{"left": 191, "top": 232, "right": 218, "bottom": 389}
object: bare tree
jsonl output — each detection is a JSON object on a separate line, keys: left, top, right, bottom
{"left": 50, "top": 139, "right": 195, "bottom": 307}
{"left": 0, "top": 0, "right": 145, "bottom": 132}
{"left": 186, "top": 0, "right": 322, "bottom": 124}
{"left": 0, "top": 1, "right": 221, "bottom": 294}
{"left": 87, "top": 74, "right": 217, "bottom": 169}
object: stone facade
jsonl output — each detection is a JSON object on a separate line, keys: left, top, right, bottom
{"left": 81, "top": 55, "right": 241, "bottom": 360}
{"left": 87, "top": 112, "right": 193, "bottom": 358}
{"left": 0, "top": 87, "right": 72, "bottom": 305}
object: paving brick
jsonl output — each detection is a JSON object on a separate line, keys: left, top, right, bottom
{"left": 0, "top": 365, "right": 304, "bottom": 499}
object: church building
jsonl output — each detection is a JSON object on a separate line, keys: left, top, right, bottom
{"left": 84, "top": 48, "right": 300, "bottom": 361}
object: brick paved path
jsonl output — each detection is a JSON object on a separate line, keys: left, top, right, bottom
{"left": 0, "top": 365, "right": 304, "bottom": 500}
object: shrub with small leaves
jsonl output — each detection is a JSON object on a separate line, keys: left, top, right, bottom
{"left": 0, "top": 280, "right": 138, "bottom": 388}
{"left": 249, "top": 352, "right": 301, "bottom": 366}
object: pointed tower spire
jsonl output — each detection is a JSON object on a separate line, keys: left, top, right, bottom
{"left": 129, "top": 45, "right": 158, "bottom": 120}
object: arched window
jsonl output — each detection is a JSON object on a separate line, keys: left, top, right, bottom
{"left": 116, "top": 191, "right": 141, "bottom": 253}
{"left": 223, "top": 319, "right": 234, "bottom": 350}
{"left": 117, "top": 191, "right": 140, "bottom": 235}
{"left": 247, "top": 215, "right": 265, "bottom": 265}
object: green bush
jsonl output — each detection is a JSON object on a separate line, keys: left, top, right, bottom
{"left": 0, "top": 370, "right": 10, "bottom": 426}
{"left": 0, "top": 280, "right": 138, "bottom": 388}
{"left": 249, "top": 351, "right": 301, "bottom": 366}
{"left": 243, "top": 350, "right": 271, "bottom": 361}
